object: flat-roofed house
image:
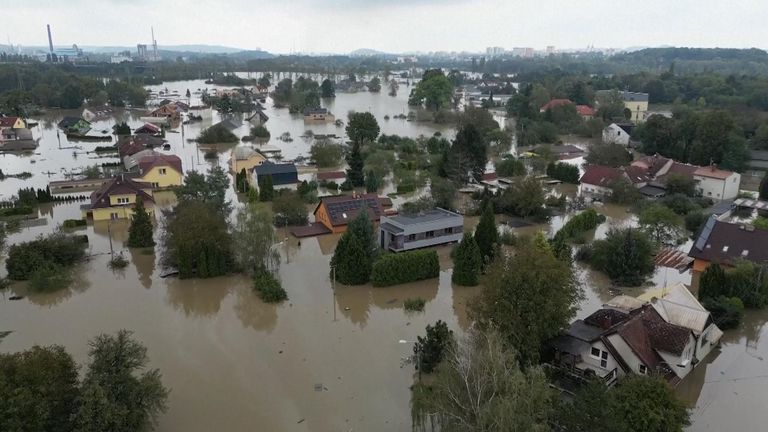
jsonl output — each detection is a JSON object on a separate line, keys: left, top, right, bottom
{"left": 314, "top": 193, "right": 382, "bottom": 234}
{"left": 379, "top": 208, "right": 464, "bottom": 252}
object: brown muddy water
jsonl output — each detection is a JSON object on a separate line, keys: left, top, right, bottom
{"left": 0, "top": 81, "right": 764, "bottom": 431}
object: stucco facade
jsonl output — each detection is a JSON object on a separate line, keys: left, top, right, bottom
{"left": 378, "top": 209, "right": 464, "bottom": 252}
{"left": 693, "top": 170, "right": 741, "bottom": 200}
{"left": 139, "top": 166, "right": 183, "bottom": 189}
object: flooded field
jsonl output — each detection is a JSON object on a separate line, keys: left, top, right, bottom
{"left": 0, "top": 78, "right": 765, "bottom": 431}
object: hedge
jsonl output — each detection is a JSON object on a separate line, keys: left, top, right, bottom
{"left": 0, "top": 206, "right": 33, "bottom": 217}
{"left": 371, "top": 250, "right": 439, "bottom": 287}
{"left": 6, "top": 233, "right": 88, "bottom": 280}
{"left": 552, "top": 208, "right": 606, "bottom": 244}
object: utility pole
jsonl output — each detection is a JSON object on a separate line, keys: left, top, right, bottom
{"left": 332, "top": 265, "right": 337, "bottom": 322}
{"left": 107, "top": 220, "right": 114, "bottom": 259}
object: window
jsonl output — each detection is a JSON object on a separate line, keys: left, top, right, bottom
{"left": 110, "top": 212, "right": 119, "bottom": 220}
{"left": 590, "top": 347, "right": 600, "bottom": 358}
{"left": 152, "top": 182, "right": 159, "bottom": 188}
{"left": 444, "top": 227, "right": 454, "bottom": 234}
{"left": 426, "top": 231, "right": 435, "bottom": 238}
{"left": 600, "top": 351, "right": 608, "bottom": 368}
{"left": 408, "top": 234, "right": 416, "bottom": 241}
{"left": 639, "top": 364, "right": 647, "bottom": 374}
{"left": 116, "top": 197, "right": 130, "bottom": 204}
{"left": 159, "top": 168, "right": 166, "bottom": 175}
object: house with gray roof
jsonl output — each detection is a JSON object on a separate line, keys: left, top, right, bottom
{"left": 379, "top": 208, "right": 463, "bottom": 252}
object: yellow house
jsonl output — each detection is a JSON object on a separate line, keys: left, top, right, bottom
{"left": 83, "top": 175, "right": 155, "bottom": 221}
{"left": 0, "top": 116, "right": 26, "bottom": 129}
{"left": 135, "top": 154, "right": 184, "bottom": 189}
{"left": 230, "top": 147, "right": 266, "bottom": 178}
{"left": 596, "top": 90, "right": 649, "bottom": 123}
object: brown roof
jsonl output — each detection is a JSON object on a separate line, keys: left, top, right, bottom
{"left": 0, "top": 117, "right": 20, "bottom": 127}
{"left": 693, "top": 165, "right": 735, "bottom": 180}
{"left": 580, "top": 165, "right": 623, "bottom": 187}
{"left": 134, "top": 123, "right": 161, "bottom": 135}
{"left": 624, "top": 165, "right": 650, "bottom": 184}
{"left": 632, "top": 155, "right": 670, "bottom": 177}
{"left": 138, "top": 154, "right": 183, "bottom": 176}
{"left": 615, "top": 306, "right": 691, "bottom": 369}
{"left": 314, "top": 193, "right": 383, "bottom": 227}
{"left": 689, "top": 219, "right": 768, "bottom": 266}
{"left": 89, "top": 176, "right": 154, "bottom": 209}
{"left": 316, "top": 171, "right": 346, "bottom": 181}
{"left": 584, "top": 308, "right": 630, "bottom": 330}
{"left": 666, "top": 162, "right": 698, "bottom": 177}
{"left": 117, "top": 135, "right": 165, "bottom": 158}
{"left": 540, "top": 99, "right": 573, "bottom": 111}
{"left": 576, "top": 105, "right": 595, "bottom": 116}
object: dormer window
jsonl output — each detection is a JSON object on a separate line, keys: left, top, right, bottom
{"left": 722, "top": 246, "right": 729, "bottom": 252}
{"left": 742, "top": 250, "right": 749, "bottom": 257}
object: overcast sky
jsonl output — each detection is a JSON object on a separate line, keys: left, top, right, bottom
{"left": 6, "top": 0, "right": 768, "bottom": 53}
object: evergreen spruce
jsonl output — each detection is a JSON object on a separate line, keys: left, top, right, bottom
{"left": 474, "top": 200, "right": 498, "bottom": 265}
{"left": 452, "top": 233, "right": 482, "bottom": 286}
{"left": 259, "top": 175, "right": 275, "bottom": 201}
{"left": 127, "top": 199, "right": 155, "bottom": 248}
{"left": 346, "top": 142, "right": 365, "bottom": 187}
{"left": 331, "top": 232, "right": 372, "bottom": 285}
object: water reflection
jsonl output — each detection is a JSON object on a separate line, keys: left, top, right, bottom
{"left": 8, "top": 267, "right": 91, "bottom": 307}
{"left": 128, "top": 248, "right": 156, "bottom": 289}
{"left": 165, "top": 276, "right": 232, "bottom": 318}
{"left": 232, "top": 283, "right": 279, "bottom": 333}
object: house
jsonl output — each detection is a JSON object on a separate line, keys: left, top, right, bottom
{"left": 134, "top": 123, "right": 162, "bottom": 136}
{"left": 246, "top": 110, "right": 269, "bottom": 126}
{"left": 602, "top": 123, "right": 634, "bottom": 146}
{"left": 532, "top": 144, "right": 585, "bottom": 160}
{"left": 117, "top": 135, "right": 165, "bottom": 158}
{"left": 688, "top": 217, "right": 768, "bottom": 274}
{"left": 548, "top": 296, "right": 719, "bottom": 388}
{"left": 0, "top": 116, "right": 26, "bottom": 129}
{"left": 379, "top": 208, "right": 464, "bottom": 252}
{"left": 253, "top": 162, "right": 299, "bottom": 189}
{"left": 576, "top": 105, "right": 595, "bottom": 119}
{"left": 692, "top": 165, "right": 741, "bottom": 200}
{"left": 303, "top": 107, "right": 335, "bottom": 122}
{"left": 214, "top": 118, "right": 242, "bottom": 132}
{"left": 316, "top": 171, "right": 346, "bottom": 182}
{"left": 580, "top": 166, "right": 623, "bottom": 196}
{"left": 135, "top": 154, "right": 183, "bottom": 188}
{"left": 539, "top": 99, "right": 573, "bottom": 113}
{"left": 255, "top": 85, "right": 269, "bottom": 97}
{"left": 146, "top": 103, "right": 183, "bottom": 122}
{"left": 123, "top": 149, "right": 159, "bottom": 171}
{"left": 313, "top": 193, "right": 383, "bottom": 234}
{"left": 230, "top": 146, "right": 266, "bottom": 175}
{"left": 58, "top": 116, "right": 91, "bottom": 135}
{"left": 596, "top": 90, "right": 649, "bottom": 123}
{"left": 0, "top": 128, "right": 36, "bottom": 150}
{"left": 82, "top": 175, "right": 155, "bottom": 221}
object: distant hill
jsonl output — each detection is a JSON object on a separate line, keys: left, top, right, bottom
{"left": 609, "top": 47, "right": 768, "bottom": 75}
{"left": 350, "top": 48, "right": 390, "bottom": 57}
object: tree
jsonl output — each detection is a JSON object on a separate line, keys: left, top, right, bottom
{"left": 409, "top": 69, "right": 453, "bottom": 111}
{"left": 320, "top": 79, "right": 335, "bottom": 98}
{"left": 608, "top": 177, "right": 641, "bottom": 205}
{"left": 365, "top": 170, "right": 380, "bottom": 193}
{"left": 413, "top": 320, "right": 454, "bottom": 374}
{"left": 546, "top": 162, "right": 580, "bottom": 183}
{"left": 232, "top": 203, "right": 280, "bottom": 275}
{"left": 471, "top": 234, "right": 582, "bottom": 364}
{"left": 665, "top": 173, "right": 697, "bottom": 196}
{"left": 330, "top": 231, "right": 371, "bottom": 285}
{"left": 584, "top": 227, "right": 656, "bottom": 286}
{"left": 197, "top": 124, "right": 239, "bottom": 144}
{"left": 586, "top": 143, "right": 633, "bottom": 167}
{"left": 445, "top": 124, "right": 487, "bottom": 182}
{"left": 451, "top": 233, "right": 482, "bottom": 286}
{"left": 474, "top": 200, "right": 498, "bottom": 264}
{"left": 0, "top": 345, "right": 80, "bottom": 432}
{"left": 411, "top": 329, "right": 553, "bottom": 432}
{"left": 257, "top": 74, "right": 271, "bottom": 88}
{"left": 250, "top": 125, "right": 270, "bottom": 139}
{"left": 430, "top": 176, "right": 456, "bottom": 209}
{"left": 556, "top": 375, "right": 690, "bottom": 432}
{"left": 638, "top": 203, "right": 685, "bottom": 245}
{"left": 760, "top": 172, "right": 768, "bottom": 200}
{"left": 258, "top": 175, "right": 275, "bottom": 202}
{"left": 272, "top": 191, "right": 309, "bottom": 226}
{"left": 596, "top": 89, "right": 626, "bottom": 121}
{"left": 112, "top": 122, "right": 131, "bottom": 136}
{"left": 310, "top": 139, "right": 343, "bottom": 167}
{"left": 175, "top": 167, "right": 231, "bottom": 216}
{"left": 388, "top": 80, "right": 399, "bottom": 97}
{"left": 127, "top": 198, "right": 155, "bottom": 248}
{"left": 345, "top": 142, "right": 365, "bottom": 187}
{"left": 346, "top": 112, "right": 380, "bottom": 144}
{"left": 75, "top": 330, "right": 168, "bottom": 432}
{"left": 215, "top": 93, "right": 233, "bottom": 113}
{"left": 367, "top": 77, "right": 381, "bottom": 92}
{"left": 497, "top": 176, "right": 546, "bottom": 218}
{"left": 347, "top": 207, "right": 377, "bottom": 263}
{"left": 163, "top": 201, "right": 234, "bottom": 279}
{"left": 495, "top": 156, "right": 526, "bottom": 177}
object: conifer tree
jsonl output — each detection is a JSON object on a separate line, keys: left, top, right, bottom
{"left": 259, "top": 175, "right": 275, "bottom": 201}
{"left": 346, "top": 142, "right": 365, "bottom": 187}
{"left": 127, "top": 199, "right": 155, "bottom": 248}
{"left": 452, "top": 232, "right": 482, "bottom": 286}
{"left": 474, "top": 200, "right": 498, "bottom": 265}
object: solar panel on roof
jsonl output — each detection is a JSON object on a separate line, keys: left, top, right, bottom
{"left": 694, "top": 216, "right": 716, "bottom": 251}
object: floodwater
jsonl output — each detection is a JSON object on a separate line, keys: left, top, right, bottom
{"left": 0, "top": 78, "right": 764, "bottom": 431}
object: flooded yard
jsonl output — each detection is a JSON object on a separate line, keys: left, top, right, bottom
{"left": 0, "top": 78, "right": 766, "bottom": 431}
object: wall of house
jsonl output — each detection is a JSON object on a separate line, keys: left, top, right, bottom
{"left": 606, "top": 333, "right": 643, "bottom": 377}
{"left": 579, "top": 340, "right": 620, "bottom": 377}
{"left": 581, "top": 184, "right": 613, "bottom": 197}
{"left": 89, "top": 204, "right": 155, "bottom": 221}
{"left": 231, "top": 155, "right": 266, "bottom": 176}
{"left": 658, "top": 337, "right": 696, "bottom": 379}
{"left": 625, "top": 101, "right": 648, "bottom": 122}
{"left": 695, "top": 325, "right": 717, "bottom": 363}
{"left": 602, "top": 126, "right": 630, "bottom": 145}
{"left": 314, "top": 204, "right": 344, "bottom": 233}
{"left": 141, "top": 167, "right": 183, "bottom": 189}
{"left": 694, "top": 174, "right": 741, "bottom": 200}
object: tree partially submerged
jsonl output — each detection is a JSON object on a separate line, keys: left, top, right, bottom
{"left": 127, "top": 198, "right": 155, "bottom": 248}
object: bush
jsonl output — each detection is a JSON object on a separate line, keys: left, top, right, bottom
{"left": 499, "top": 230, "right": 517, "bottom": 246}
{"left": 552, "top": 208, "right": 606, "bottom": 244}
{"left": 661, "top": 193, "right": 699, "bottom": 215}
{"left": 546, "top": 162, "right": 580, "bottom": 184}
{"left": 370, "top": 250, "right": 440, "bottom": 287}
{"left": 253, "top": 268, "right": 287, "bottom": 303}
{"left": 62, "top": 219, "right": 87, "bottom": 229}
{"left": 28, "top": 263, "right": 73, "bottom": 292}
{"left": 310, "top": 140, "right": 344, "bottom": 168}
{"left": 320, "top": 180, "right": 339, "bottom": 191}
{"left": 108, "top": 253, "right": 129, "bottom": 269}
{"left": 0, "top": 206, "right": 34, "bottom": 217}
{"left": 585, "top": 228, "right": 656, "bottom": 286}
{"left": 272, "top": 191, "right": 308, "bottom": 226}
{"left": 404, "top": 298, "right": 426, "bottom": 312}
{"left": 6, "top": 233, "right": 87, "bottom": 280}
{"left": 197, "top": 124, "right": 239, "bottom": 144}
{"left": 250, "top": 125, "right": 270, "bottom": 139}
{"left": 495, "top": 157, "right": 526, "bottom": 177}
{"left": 685, "top": 211, "right": 707, "bottom": 233}
{"left": 702, "top": 296, "right": 744, "bottom": 330}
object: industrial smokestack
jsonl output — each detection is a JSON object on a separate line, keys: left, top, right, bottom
{"left": 46, "top": 24, "right": 54, "bottom": 54}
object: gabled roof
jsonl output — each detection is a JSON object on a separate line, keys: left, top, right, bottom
{"left": 615, "top": 305, "right": 691, "bottom": 371}
{"left": 632, "top": 154, "right": 671, "bottom": 177}
{"left": 58, "top": 116, "right": 89, "bottom": 129}
{"left": 540, "top": 99, "right": 573, "bottom": 112}
{"left": 215, "top": 118, "right": 242, "bottom": 131}
{"left": 580, "top": 165, "right": 623, "bottom": 187}
{"left": 0, "top": 117, "right": 20, "bottom": 127}
{"left": 134, "top": 123, "right": 161, "bottom": 134}
{"left": 316, "top": 171, "right": 346, "bottom": 181}
{"left": 89, "top": 176, "right": 154, "bottom": 209}
{"left": 138, "top": 154, "right": 183, "bottom": 176}
{"left": 314, "top": 193, "right": 383, "bottom": 226}
{"left": 624, "top": 165, "right": 650, "bottom": 184}
{"left": 233, "top": 146, "right": 264, "bottom": 161}
{"left": 639, "top": 283, "right": 712, "bottom": 334}
{"left": 117, "top": 135, "right": 165, "bottom": 158}
{"left": 666, "top": 161, "right": 699, "bottom": 178}
{"left": 576, "top": 105, "right": 595, "bottom": 116}
{"left": 693, "top": 165, "right": 736, "bottom": 180}
{"left": 246, "top": 111, "right": 269, "bottom": 122}
{"left": 254, "top": 162, "right": 297, "bottom": 176}
{"left": 689, "top": 217, "right": 768, "bottom": 266}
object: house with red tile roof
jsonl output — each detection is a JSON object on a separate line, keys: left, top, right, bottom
{"left": 692, "top": 165, "right": 741, "bottom": 200}
{"left": 539, "top": 99, "right": 573, "bottom": 112}
{"left": 313, "top": 193, "right": 383, "bottom": 234}
{"left": 0, "top": 116, "right": 25, "bottom": 129}
{"left": 575, "top": 105, "right": 595, "bottom": 118}
{"left": 580, "top": 165, "right": 650, "bottom": 198}
{"left": 135, "top": 154, "right": 184, "bottom": 189}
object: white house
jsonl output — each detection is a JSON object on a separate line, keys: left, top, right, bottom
{"left": 602, "top": 123, "right": 632, "bottom": 146}
{"left": 692, "top": 165, "right": 741, "bottom": 200}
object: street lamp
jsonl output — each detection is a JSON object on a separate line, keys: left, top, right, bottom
{"left": 399, "top": 339, "right": 422, "bottom": 382}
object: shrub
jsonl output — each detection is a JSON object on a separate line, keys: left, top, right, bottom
{"left": 310, "top": 140, "right": 344, "bottom": 168}
{"left": 495, "top": 157, "right": 526, "bottom": 177}
{"left": 702, "top": 296, "right": 744, "bottom": 330}
{"left": 253, "top": 268, "right": 287, "bottom": 303}
{"left": 62, "top": 219, "right": 87, "bottom": 229}
{"left": 272, "top": 191, "right": 309, "bottom": 226}
{"left": 250, "top": 125, "right": 270, "bottom": 139}
{"left": 28, "top": 263, "right": 73, "bottom": 292}
{"left": 108, "top": 253, "right": 129, "bottom": 269}
{"left": 6, "top": 233, "right": 87, "bottom": 280}
{"left": 685, "top": 211, "right": 707, "bottom": 233}
{"left": 320, "top": 180, "right": 339, "bottom": 191}
{"left": 370, "top": 250, "right": 440, "bottom": 287}
{"left": 414, "top": 320, "right": 454, "bottom": 374}
{"left": 0, "top": 206, "right": 34, "bottom": 217}
{"left": 546, "top": 162, "right": 580, "bottom": 183}
{"left": 552, "top": 208, "right": 606, "bottom": 244}
{"left": 197, "top": 124, "right": 238, "bottom": 144}
{"left": 404, "top": 298, "right": 426, "bottom": 312}
{"left": 585, "top": 228, "right": 656, "bottom": 286}
{"left": 499, "top": 230, "right": 517, "bottom": 246}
